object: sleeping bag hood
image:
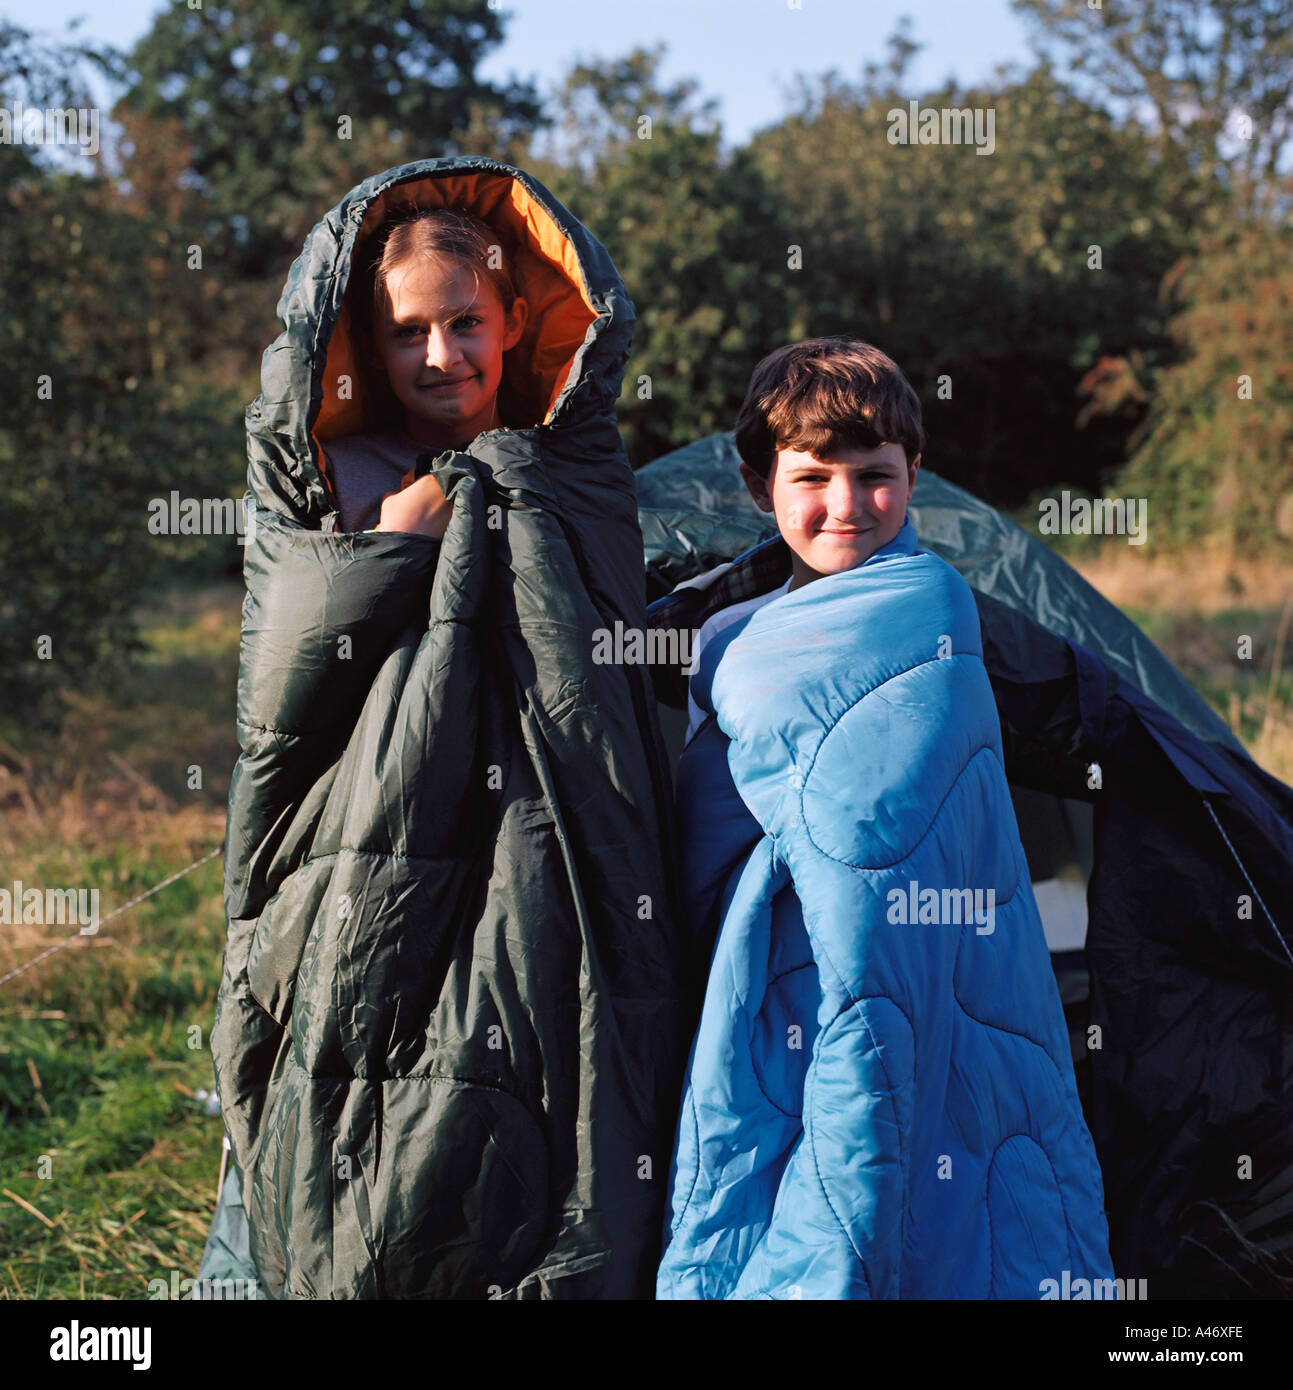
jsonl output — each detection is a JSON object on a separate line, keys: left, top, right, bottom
{"left": 210, "top": 156, "right": 687, "bottom": 1299}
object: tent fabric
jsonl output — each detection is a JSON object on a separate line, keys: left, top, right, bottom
{"left": 192, "top": 1167, "right": 270, "bottom": 1300}
{"left": 637, "top": 432, "right": 1293, "bottom": 1298}
{"left": 634, "top": 433, "right": 1247, "bottom": 758}
{"left": 207, "top": 156, "right": 686, "bottom": 1299}
{"left": 655, "top": 515, "right": 1114, "bottom": 1298}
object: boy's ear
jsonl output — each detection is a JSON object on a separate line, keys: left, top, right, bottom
{"left": 739, "top": 461, "right": 774, "bottom": 513}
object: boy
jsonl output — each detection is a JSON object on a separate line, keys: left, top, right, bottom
{"left": 656, "top": 338, "right": 1114, "bottom": 1299}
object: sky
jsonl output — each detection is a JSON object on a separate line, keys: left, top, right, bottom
{"left": 12, "top": 0, "right": 1040, "bottom": 148}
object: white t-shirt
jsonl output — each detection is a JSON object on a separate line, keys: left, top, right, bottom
{"left": 684, "top": 577, "right": 793, "bottom": 745}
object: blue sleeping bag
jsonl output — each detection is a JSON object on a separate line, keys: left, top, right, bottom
{"left": 657, "top": 516, "right": 1114, "bottom": 1299}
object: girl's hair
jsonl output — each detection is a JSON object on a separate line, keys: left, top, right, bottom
{"left": 369, "top": 205, "right": 521, "bottom": 323}
{"left": 350, "top": 204, "right": 525, "bottom": 424}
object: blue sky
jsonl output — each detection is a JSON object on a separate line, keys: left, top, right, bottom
{"left": 14, "top": 0, "right": 1038, "bottom": 147}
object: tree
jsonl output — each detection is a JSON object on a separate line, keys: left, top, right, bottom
{"left": 746, "top": 60, "right": 1186, "bottom": 503}
{"left": 0, "top": 24, "right": 244, "bottom": 730}
{"left": 1117, "top": 228, "right": 1293, "bottom": 556}
{"left": 1013, "top": 0, "right": 1293, "bottom": 219}
{"left": 526, "top": 47, "right": 792, "bottom": 466}
{"left": 1014, "top": 5, "right": 1293, "bottom": 550}
{"left": 115, "top": 0, "right": 543, "bottom": 278}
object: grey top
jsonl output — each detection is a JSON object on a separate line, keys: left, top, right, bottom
{"left": 323, "top": 430, "right": 427, "bottom": 532}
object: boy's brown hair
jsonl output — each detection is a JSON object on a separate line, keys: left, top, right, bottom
{"left": 734, "top": 338, "right": 925, "bottom": 479}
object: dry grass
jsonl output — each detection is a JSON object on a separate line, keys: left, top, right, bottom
{"left": 1069, "top": 548, "right": 1293, "bottom": 785}
{"left": 0, "top": 584, "right": 241, "bottom": 859}
{"left": 1069, "top": 546, "right": 1292, "bottom": 615}
{"left": 0, "top": 582, "right": 240, "bottom": 1299}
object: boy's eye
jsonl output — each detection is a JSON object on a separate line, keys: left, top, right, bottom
{"left": 453, "top": 315, "right": 482, "bottom": 330}
{"left": 395, "top": 325, "right": 424, "bottom": 338}
{"left": 793, "top": 472, "right": 888, "bottom": 483}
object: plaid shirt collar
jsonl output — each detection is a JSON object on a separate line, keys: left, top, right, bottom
{"left": 645, "top": 534, "right": 792, "bottom": 709}
{"left": 647, "top": 533, "right": 793, "bottom": 632}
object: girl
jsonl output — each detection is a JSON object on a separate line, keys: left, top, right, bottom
{"left": 323, "top": 206, "right": 528, "bottom": 538}
{"left": 209, "top": 158, "right": 685, "bottom": 1300}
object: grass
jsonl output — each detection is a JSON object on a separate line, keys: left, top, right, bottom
{"left": 0, "top": 550, "right": 1288, "bottom": 1300}
{"left": 1067, "top": 549, "right": 1293, "bottom": 784}
{"left": 0, "top": 581, "right": 239, "bottom": 1300}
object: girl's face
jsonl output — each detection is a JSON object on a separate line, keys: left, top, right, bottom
{"left": 373, "top": 256, "right": 528, "bottom": 448}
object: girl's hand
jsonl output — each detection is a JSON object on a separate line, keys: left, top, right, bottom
{"left": 378, "top": 474, "right": 453, "bottom": 539}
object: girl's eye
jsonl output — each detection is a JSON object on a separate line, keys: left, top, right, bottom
{"left": 396, "top": 325, "right": 424, "bottom": 338}
{"left": 454, "top": 315, "right": 482, "bottom": 330}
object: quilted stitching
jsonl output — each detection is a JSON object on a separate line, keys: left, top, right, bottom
{"left": 657, "top": 520, "right": 1114, "bottom": 1299}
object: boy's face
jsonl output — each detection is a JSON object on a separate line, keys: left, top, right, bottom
{"left": 373, "top": 257, "right": 527, "bottom": 448}
{"left": 740, "top": 443, "right": 920, "bottom": 590}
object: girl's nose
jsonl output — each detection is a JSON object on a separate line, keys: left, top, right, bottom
{"left": 423, "top": 325, "right": 463, "bottom": 370}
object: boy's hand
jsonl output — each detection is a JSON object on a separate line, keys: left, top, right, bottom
{"left": 378, "top": 474, "right": 453, "bottom": 539}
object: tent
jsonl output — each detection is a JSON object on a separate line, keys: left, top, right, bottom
{"left": 636, "top": 432, "right": 1293, "bottom": 1299}
{"left": 199, "top": 431, "right": 1293, "bottom": 1298}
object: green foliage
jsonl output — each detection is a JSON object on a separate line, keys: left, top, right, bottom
{"left": 115, "top": 0, "right": 544, "bottom": 278}
{"left": 526, "top": 44, "right": 1190, "bottom": 495}
{"left": 755, "top": 61, "right": 1183, "bottom": 501}
{"left": 0, "top": 166, "right": 244, "bottom": 725}
{"left": 531, "top": 50, "right": 792, "bottom": 465}
{"left": 1011, "top": 3, "right": 1293, "bottom": 552}
{"left": 1012, "top": 0, "right": 1293, "bottom": 218}
{"left": 1119, "top": 227, "right": 1293, "bottom": 553}
{"left": 0, "top": 24, "right": 251, "bottom": 727}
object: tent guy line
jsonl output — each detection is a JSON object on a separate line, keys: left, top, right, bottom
{"left": 0, "top": 843, "right": 224, "bottom": 989}
{"left": 1200, "top": 797, "right": 1291, "bottom": 966}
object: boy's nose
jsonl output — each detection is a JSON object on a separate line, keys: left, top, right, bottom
{"left": 827, "top": 479, "right": 869, "bottom": 520}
